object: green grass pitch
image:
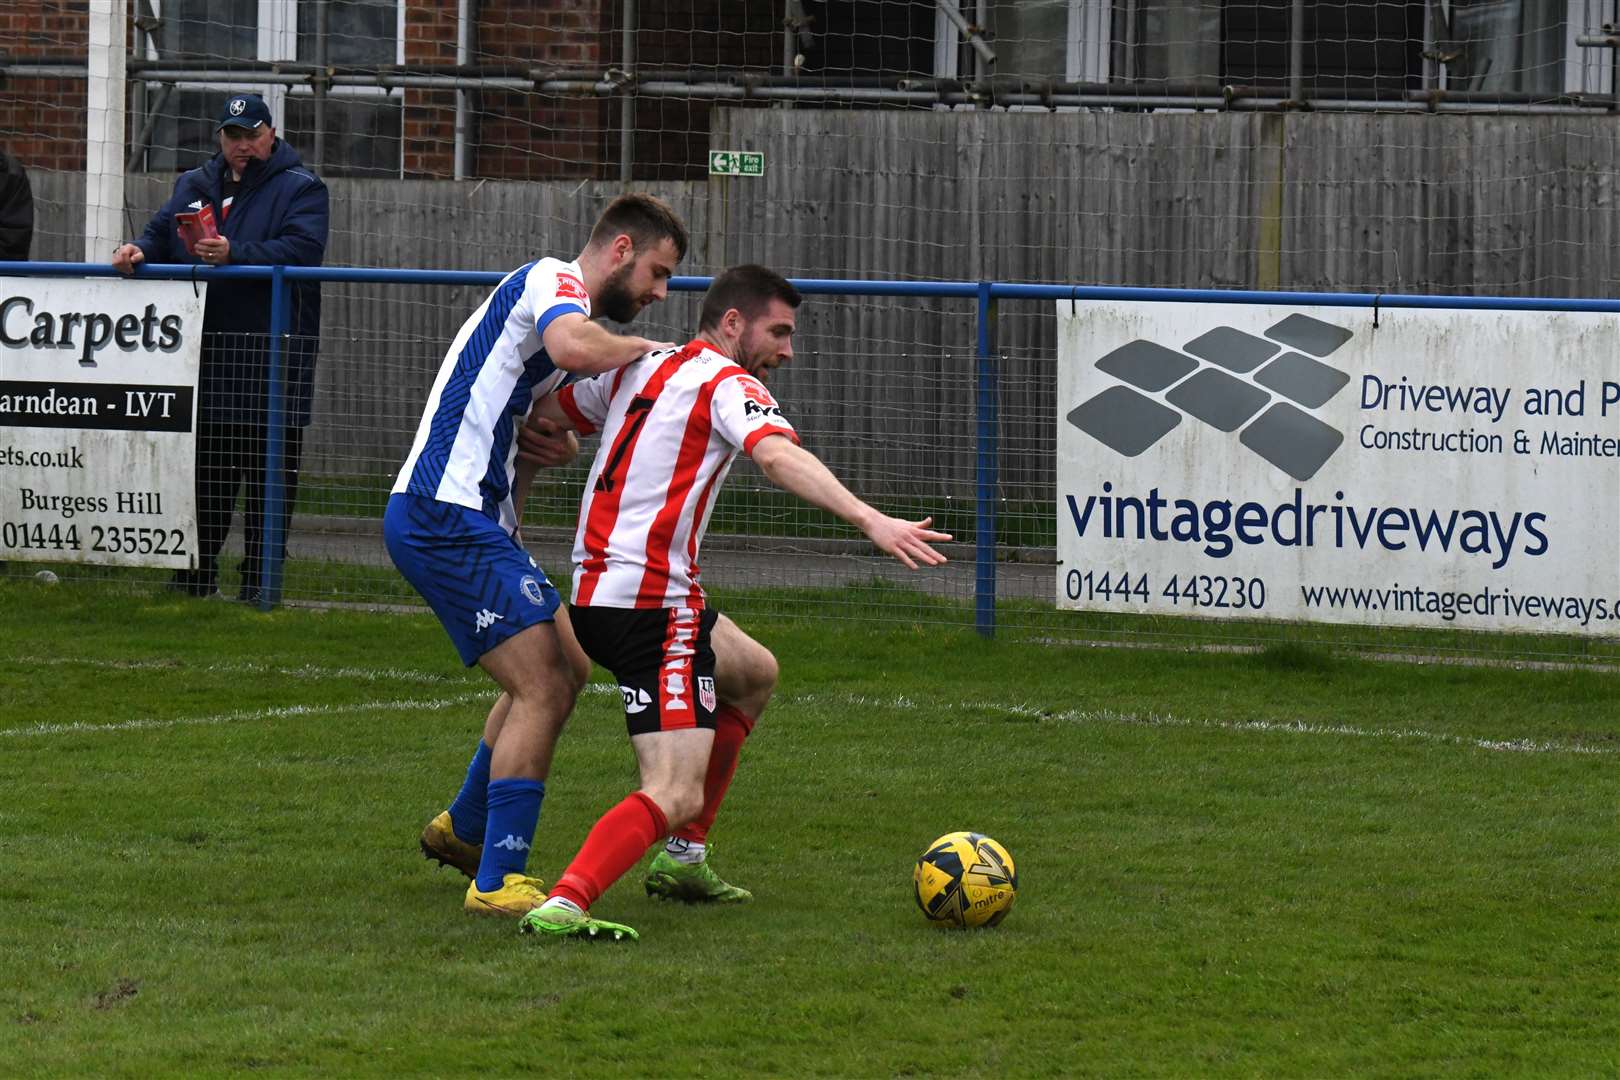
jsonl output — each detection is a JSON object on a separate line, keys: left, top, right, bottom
{"left": 1, "top": 578, "right": 1615, "bottom": 1077}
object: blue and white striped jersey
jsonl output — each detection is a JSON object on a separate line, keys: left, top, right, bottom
{"left": 392, "top": 257, "right": 590, "bottom": 531}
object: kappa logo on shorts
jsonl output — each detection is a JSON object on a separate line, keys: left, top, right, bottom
{"left": 1066, "top": 314, "right": 1354, "bottom": 482}
{"left": 663, "top": 671, "right": 689, "bottom": 711}
{"left": 520, "top": 575, "right": 545, "bottom": 606}
{"left": 698, "top": 676, "right": 716, "bottom": 712}
{"left": 620, "top": 686, "right": 652, "bottom": 714}
{"left": 472, "top": 608, "right": 504, "bottom": 633}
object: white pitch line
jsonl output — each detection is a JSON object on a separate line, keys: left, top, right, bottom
{"left": 8, "top": 655, "right": 637, "bottom": 691}
{"left": 3, "top": 678, "right": 1606, "bottom": 756}
{"left": 8, "top": 654, "right": 482, "bottom": 686}
{"left": 1, "top": 682, "right": 624, "bottom": 740}
{"left": 786, "top": 692, "right": 1616, "bottom": 756}
{"left": 0, "top": 691, "right": 494, "bottom": 738}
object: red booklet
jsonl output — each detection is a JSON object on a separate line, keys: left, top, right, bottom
{"left": 175, "top": 204, "right": 218, "bottom": 255}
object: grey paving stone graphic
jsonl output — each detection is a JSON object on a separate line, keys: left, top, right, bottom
{"left": 1066, "top": 385, "right": 1181, "bottom": 457}
{"left": 1240, "top": 403, "right": 1344, "bottom": 481}
{"left": 1095, "top": 340, "right": 1199, "bottom": 392}
{"left": 1165, "top": 367, "right": 1272, "bottom": 432}
{"left": 1182, "top": 326, "right": 1279, "bottom": 373}
{"left": 1254, "top": 351, "right": 1352, "bottom": 408}
{"left": 1264, "top": 314, "right": 1353, "bottom": 357}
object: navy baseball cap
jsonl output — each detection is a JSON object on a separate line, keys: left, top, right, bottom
{"left": 215, "top": 94, "right": 273, "bottom": 132}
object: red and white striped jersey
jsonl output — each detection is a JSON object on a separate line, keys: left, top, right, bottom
{"left": 556, "top": 338, "right": 799, "bottom": 609}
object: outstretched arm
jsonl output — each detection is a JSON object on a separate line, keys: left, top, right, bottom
{"left": 751, "top": 434, "right": 950, "bottom": 569}
{"left": 542, "top": 312, "right": 670, "bottom": 376}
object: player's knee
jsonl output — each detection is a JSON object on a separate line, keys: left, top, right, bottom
{"left": 755, "top": 648, "right": 780, "bottom": 696}
{"left": 566, "top": 651, "right": 592, "bottom": 695}
{"left": 729, "top": 648, "right": 777, "bottom": 714}
{"left": 557, "top": 630, "right": 592, "bottom": 694}
{"left": 507, "top": 667, "right": 577, "bottom": 718}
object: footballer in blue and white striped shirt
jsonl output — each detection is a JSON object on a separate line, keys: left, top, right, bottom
{"left": 384, "top": 193, "right": 688, "bottom": 918}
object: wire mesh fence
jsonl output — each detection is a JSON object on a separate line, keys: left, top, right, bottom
{"left": 4, "top": 266, "right": 1617, "bottom": 667}
{"left": 4, "top": 3, "right": 1619, "bottom": 662}
{"left": 9, "top": 2, "right": 1620, "bottom": 283}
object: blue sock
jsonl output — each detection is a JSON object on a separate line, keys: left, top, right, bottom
{"left": 476, "top": 777, "right": 544, "bottom": 892}
{"left": 446, "top": 740, "right": 492, "bottom": 844}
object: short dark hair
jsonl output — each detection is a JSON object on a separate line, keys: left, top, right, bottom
{"left": 587, "top": 193, "right": 689, "bottom": 261}
{"left": 698, "top": 264, "right": 802, "bottom": 332}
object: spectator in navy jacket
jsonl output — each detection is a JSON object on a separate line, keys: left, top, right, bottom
{"left": 114, "top": 94, "right": 329, "bottom": 602}
{"left": 0, "top": 147, "right": 32, "bottom": 261}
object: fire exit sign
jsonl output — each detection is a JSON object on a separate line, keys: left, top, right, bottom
{"left": 708, "top": 150, "right": 765, "bottom": 176}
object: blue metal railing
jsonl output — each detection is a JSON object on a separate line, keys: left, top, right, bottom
{"left": 10, "top": 260, "right": 1620, "bottom": 631}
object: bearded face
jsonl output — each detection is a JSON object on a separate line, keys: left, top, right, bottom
{"left": 594, "top": 261, "right": 642, "bottom": 323}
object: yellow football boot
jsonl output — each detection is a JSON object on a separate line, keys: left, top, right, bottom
{"left": 464, "top": 873, "right": 549, "bottom": 917}
{"left": 419, "top": 810, "right": 481, "bottom": 879}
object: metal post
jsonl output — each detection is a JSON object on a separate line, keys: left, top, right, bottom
{"left": 1288, "top": 0, "right": 1304, "bottom": 103}
{"left": 85, "top": 0, "right": 127, "bottom": 261}
{"left": 619, "top": 0, "right": 635, "bottom": 186}
{"left": 974, "top": 280, "right": 998, "bottom": 638}
{"left": 259, "top": 265, "right": 289, "bottom": 611}
{"left": 936, "top": 0, "right": 997, "bottom": 68}
{"left": 312, "top": 0, "right": 328, "bottom": 172}
{"left": 454, "top": 0, "right": 472, "bottom": 179}
{"left": 783, "top": 0, "right": 793, "bottom": 73}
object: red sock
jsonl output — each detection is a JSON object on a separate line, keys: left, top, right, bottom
{"left": 550, "top": 791, "right": 667, "bottom": 911}
{"left": 673, "top": 705, "right": 755, "bottom": 846}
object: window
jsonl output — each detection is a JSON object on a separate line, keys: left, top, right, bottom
{"left": 799, "top": 0, "right": 939, "bottom": 77}
{"left": 297, "top": 0, "right": 396, "bottom": 66}
{"left": 989, "top": 0, "right": 1072, "bottom": 78}
{"left": 156, "top": 0, "right": 258, "bottom": 62}
{"left": 931, "top": 0, "right": 1614, "bottom": 102}
{"left": 137, "top": 0, "right": 402, "bottom": 177}
{"left": 1566, "top": 0, "right": 1619, "bottom": 94}
{"left": 1440, "top": 1, "right": 1566, "bottom": 93}
{"left": 1436, "top": 0, "right": 1619, "bottom": 96}
{"left": 935, "top": 0, "right": 1112, "bottom": 84}
{"left": 1117, "top": 0, "right": 1222, "bottom": 87}
{"left": 290, "top": 0, "right": 402, "bottom": 176}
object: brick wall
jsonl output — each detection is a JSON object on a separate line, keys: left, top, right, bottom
{"left": 1, "top": 0, "right": 615, "bottom": 179}
{"left": 402, "top": 0, "right": 458, "bottom": 177}
{"left": 469, "top": 0, "right": 610, "bottom": 180}
{"left": 0, "top": 0, "right": 814, "bottom": 179}
{"left": 2, "top": 1, "right": 93, "bottom": 170}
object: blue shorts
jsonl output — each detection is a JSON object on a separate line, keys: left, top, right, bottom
{"left": 383, "top": 492, "right": 562, "bottom": 666}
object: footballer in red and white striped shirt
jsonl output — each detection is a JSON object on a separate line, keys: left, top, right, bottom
{"left": 555, "top": 336, "right": 799, "bottom": 610}
{"left": 514, "top": 265, "right": 952, "bottom": 940}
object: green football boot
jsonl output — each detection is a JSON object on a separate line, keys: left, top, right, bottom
{"left": 519, "top": 904, "right": 639, "bottom": 942}
{"left": 643, "top": 849, "right": 754, "bottom": 904}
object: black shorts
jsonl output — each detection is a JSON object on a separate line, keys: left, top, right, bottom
{"left": 569, "top": 605, "right": 719, "bottom": 736}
